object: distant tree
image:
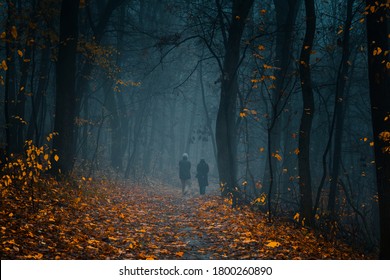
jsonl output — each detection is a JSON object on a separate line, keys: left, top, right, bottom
{"left": 365, "top": 0, "right": 390, "bottom": 259}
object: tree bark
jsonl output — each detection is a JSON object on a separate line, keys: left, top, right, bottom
{"left": 4, "top": 0, "right": 17, "bottom": 155}
{"left": 327, "top": 0, "right": 354, "bottom": 219}
{"left": 297, "top": 0, "right": 316, "bottom": 226}
{"left": 52, "top": 0, "right": 80, "bottom": 174}
{"left": 264, "top": 0, "right": 301, "bottom": 201}
{"left": 365, "top": 0, "right": 390, "bottom": 260}
{"left": 216, "top": 0, "right": 254, "bottom": 204}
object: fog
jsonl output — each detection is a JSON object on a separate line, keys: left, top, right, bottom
{"left": 1, "top": 0, "right": 389, "bottom": 257}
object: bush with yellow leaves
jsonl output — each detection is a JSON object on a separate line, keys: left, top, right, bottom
{"left": 0, "top": 134, "right": 59, "bottom": 209}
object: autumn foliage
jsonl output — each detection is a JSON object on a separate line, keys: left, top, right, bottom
{"left": 1, "top": 175, "right": 372, "bottom": 260}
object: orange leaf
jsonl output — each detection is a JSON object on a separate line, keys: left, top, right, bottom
{"left": 176, "top": 251, "right": 184, "bottom": 257}
{"left": 11, "top": 26, "right": 18, "bottom": 39}
{"left": 265, "top": 241, "right": 280, "bottom": 248}
{"left": 1, "top": 60, "right": 8, "bottom": 71}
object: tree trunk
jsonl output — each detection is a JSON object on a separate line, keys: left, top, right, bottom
{"left": 199, "top": 59, "right": 217, "bottom": 164}
{"left": 327, "top": 0, "right": 354, "bottom": 219}
{"left": 297, "top": 0, "right": 316, "bottom": 226}
{"left": 52, "top": 0, "right": 80, "bottom": 174}
{"left": 264, "top": 0, "right": 301, "bottom": 202}
{"left": 4, "top": 0, "right": 17, "bottom": 155}
{"left": 216, "top": 0, "right": 254, "bottom": 204}
{"left": 26, "top": 44, "right": 50, "bottom": 143}
{"left": 365, "top": 0, "right": 390, "bottom": 260}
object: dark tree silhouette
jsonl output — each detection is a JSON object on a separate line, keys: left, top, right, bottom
{"left": 215, "top": 0, "right": 254, "bottom": 205}
{"left": 52, "top": 0, "right": 80, "bottom": 174}
{"left": 365, "top": 0, "right": 390, "bottom": 259}
{"left": 297, "top": 0, "right": 316, "bottom": 226}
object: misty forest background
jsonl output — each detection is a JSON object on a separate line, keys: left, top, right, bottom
{"left": 0, "top": 0, "right": 389, "bottom": 260}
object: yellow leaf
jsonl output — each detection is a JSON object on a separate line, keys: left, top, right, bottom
{"left": 17, "top": 50, "right": 23, "bottom": 57}
{"left": 54, "top": 154, "right": 59, "bottom": 162}
{"left": 239, "top": 112, "right": 247, "bottom": 118}
{"left": 11, "top": 26, "right": 18, "bottom": 39}
{"left": 0, "top": 32, "right": 6, "bottom": 39}
{"left": 1, "top": 60, "right": 8, "bottom": 71}
{"left": 265, "top": 241, "right": 280, "bottom": 248}
{"left": 369, "top": 141, "right": 374, "bottom": 147}
{"left": 294, "top": 148, "right": 300, "bottom": 155}
{"left": 272, "top": 153, "right": 282, "bottom": 161}
{"left": 243, "top": 238, "right": 257, "bottom": 243}
{"left": 259, "top": 147, "right": 265, "bottom": 152}
{"left": 269, "top": 75, "right": 277, "bottom": 80}
{"left": 373, "top": 47, "right": 382, "bottom": 56}
{"left": 293, "top": 212, "right": 300, "bottom": 222}
{"left": 44, "top": 154, "right": 49, "bottom": 161}
{"left": 386, "top": 62, "right": 390, "bottom": 69}
{"left": 176, "top": 251, "right": 184, "bottom": 257}
{"left": 370, "top": 5, "right": 375, "bottom": 13}
{"left": 34, "top": 253, "right": 43, "bottom": 260}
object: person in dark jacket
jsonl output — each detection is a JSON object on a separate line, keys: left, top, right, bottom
{"left": 179, "top": 153, "right": 191, "bottom": 195}
{"left": 196, "top": 159, "right": 209, "bottom": 195}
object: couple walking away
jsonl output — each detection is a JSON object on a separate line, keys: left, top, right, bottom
{"left": 179, "top": 153, "right": 209, "bottom": 195}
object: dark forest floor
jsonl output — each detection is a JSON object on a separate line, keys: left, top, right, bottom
{"left": 0, "top": 178, "right": 374, "bottom": 259}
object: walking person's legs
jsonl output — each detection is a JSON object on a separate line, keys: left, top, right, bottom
{"left": 181, "top": 179, "right": 186, "bottom": 194}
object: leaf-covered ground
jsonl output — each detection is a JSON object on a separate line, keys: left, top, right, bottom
{"left": 0, "top": 179, "right": 373, "bottom": 259}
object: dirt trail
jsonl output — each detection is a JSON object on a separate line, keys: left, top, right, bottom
{"left": 124, "top": 183, "right": 218, "bottom": 259}
{"left": 1, "top": 180, "right": 372, "bottom": 259}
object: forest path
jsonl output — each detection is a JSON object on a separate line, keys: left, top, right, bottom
{"left": 1, "top": 180, "right": 371, "bottom": 259}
